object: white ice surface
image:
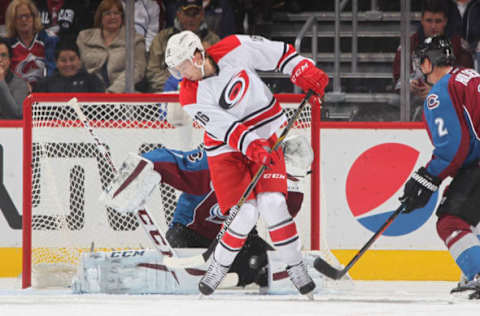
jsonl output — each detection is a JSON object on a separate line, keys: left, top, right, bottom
{"left": 0, "top": 278, "right": 478, "bottom": 316}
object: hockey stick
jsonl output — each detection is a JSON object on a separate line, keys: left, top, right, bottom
{"left": 68, "top": 97, "right": 239, "bottom": 287}
{"left": 313, "top": 204, "right": 404, "bottom": 280}
{"left": 163, "top": 90, "right": 316, "bottom": 268}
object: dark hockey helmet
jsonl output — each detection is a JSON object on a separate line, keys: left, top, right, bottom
{"left": 413, "top": 35, "right": 455, "bottom": 70}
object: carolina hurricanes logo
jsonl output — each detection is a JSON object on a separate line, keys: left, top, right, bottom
{"left": 219, "top": 70, "right": 249, "bottom": 109}
{"left": 426, "top": 94, "right": 440, "bottom": 110}
{"left": 206, "top": 203, "right": 227, "bottom": 224}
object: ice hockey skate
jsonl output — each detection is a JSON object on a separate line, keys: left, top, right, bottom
{"left": 198, "top": 258, "right": 230, "bottom": 295}
{"left": 450, "top": 273, "right": 480, "bottom": 299}
{"left": 286, "top": 261, "right": 316, "bottom": 299}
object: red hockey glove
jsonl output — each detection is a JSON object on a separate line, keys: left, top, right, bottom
{"left": 290, "top": 59, "right": 329, "bottom": 98}
{"left": 246, "top": 139, "right": 280, "bottom": 168}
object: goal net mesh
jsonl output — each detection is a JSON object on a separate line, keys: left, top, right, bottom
{"left": 26, "top": 94, "right": 315, "bottom": 288}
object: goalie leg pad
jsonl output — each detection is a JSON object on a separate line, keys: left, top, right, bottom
{"left": 72, "top": 249, "right": 207, "bottom": 294}
{"left": 101, "top": 153, "right": 161, "bottom": 213}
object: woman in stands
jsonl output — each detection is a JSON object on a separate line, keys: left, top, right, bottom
{"left": 76, "top": 0, "right": 146, "bottom": 93}
{"left": 5, "top": 0, "right": 58, "bottom": 89}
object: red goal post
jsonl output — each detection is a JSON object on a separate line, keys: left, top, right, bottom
{"left": 22, "top": 93, "right": 321, "bottom": 289}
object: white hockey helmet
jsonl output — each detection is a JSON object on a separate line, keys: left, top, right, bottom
{"left": 165, "top": 30, "right": 204, "bottom": 79}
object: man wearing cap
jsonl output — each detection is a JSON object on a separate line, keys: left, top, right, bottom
{"left": 146, "top": 0, "right": 220, "bottom": 92}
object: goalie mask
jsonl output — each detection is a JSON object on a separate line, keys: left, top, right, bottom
{"left": 413, "top": 35, "right": 455, "bottom": 84}
{"left": 165, "top": 30, "right": 205, "bottom": 79}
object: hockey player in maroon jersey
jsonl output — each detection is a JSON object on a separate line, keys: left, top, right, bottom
{"left": 164, "top": 30, "right": 328, "bottom": 297}
{"left": 399, "top": 35, "right": 480, "bottom": 299}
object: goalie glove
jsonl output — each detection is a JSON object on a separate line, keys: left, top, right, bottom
{"left": 245, "top": 138, "right": 281, "bottom": 168}
{"left": 283, "top": 135, "right": 313, "bottom": 177}
{"left": 399, "top": 167, "right": 441, "bottom": 213}
{"left": 290, "top": 59, "right": 329, "bottom": 99}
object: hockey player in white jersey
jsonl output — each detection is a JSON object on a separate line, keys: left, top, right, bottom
{"left": 165, "top": 30, "right": 328, "bottom": 297}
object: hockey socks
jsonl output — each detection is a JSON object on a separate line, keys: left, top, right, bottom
{"left": 437, "top": 215, "right": 480, "bottom": 281}
{"left": 258, "top": 192, "right": 303, "bottom": 266}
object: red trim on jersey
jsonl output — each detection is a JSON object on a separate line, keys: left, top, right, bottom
{"left": 269, "top": 221, "right": 298, "bottom": 243}
{"left": 226, "top": 122, "right": 249, "bottom": 150}
{"left": 204, "top": 134, "right": 224, "bottom": 147}
{"left": 276, "top": 44, "right": 296, "bottom": 69}
{"left": 221, "top": 230, "right": 247, "bottom": 250}
{"left": 179, "top": 79, "right": 198, "bottom": 106}
{"left": 243, "top": 99, "right": 283, "bottom": 128}
{"left": 207, "top": 35, "right": 241, "bottom": 64}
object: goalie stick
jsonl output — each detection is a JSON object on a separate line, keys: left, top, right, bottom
{"left": 313, "top": 204, "right": 404, "bottom": 280}
{"left": 67, "top": 97, "right": 239, "bottom": 287}
{"left": 162, "top": 90, "right": 316, "bottom": 268}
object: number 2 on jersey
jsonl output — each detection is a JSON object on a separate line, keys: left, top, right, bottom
{"left": 434, "top": 117, "right": 448, "bottom": 137}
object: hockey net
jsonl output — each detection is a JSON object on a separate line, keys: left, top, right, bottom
{"left": 22, "top": 93, "right": 324, "bottom": 289}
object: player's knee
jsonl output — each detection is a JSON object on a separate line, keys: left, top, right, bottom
{"left": 235, "top": 200, "right": 260, "bottom": 229}
{"left": 257, "top": 192, "right": 289, "bottom": 224}
{"left": 437, "top": 214, "right": 472, "bottom": 244}
{"left": 257, "top": 192, "right": 287, "bottom": 210}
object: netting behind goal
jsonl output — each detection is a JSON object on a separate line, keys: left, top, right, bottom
{"left": 22, "top": 93, "right": 320, "bottom": 289}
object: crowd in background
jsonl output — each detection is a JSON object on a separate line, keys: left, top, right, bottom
{"left": 0, "top": 0, "right": 479, "bottom": 120}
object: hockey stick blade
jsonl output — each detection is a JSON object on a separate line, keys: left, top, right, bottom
{"left": 314, "top": 204, "right": 404, "bottom": 280}
{"left": 313, "top": 256, "right": 345, "bottom": 280}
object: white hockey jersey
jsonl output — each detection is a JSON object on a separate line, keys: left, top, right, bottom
{"left": 179, "top": 35, "right": 310, "bottom": 157}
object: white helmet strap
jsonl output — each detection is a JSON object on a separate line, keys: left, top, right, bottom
{"left": 193, "top": 50, "right": 206, "bottom": 78}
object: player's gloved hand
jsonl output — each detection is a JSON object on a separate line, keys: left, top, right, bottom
{"left": 246, "top": 138, "right": 280, "bottom": 168}
{"left": 290, "top": 59, "right": 329, "bottom": 99}
{"left": 399, "top": 167, "right": 441, "bottom": 213}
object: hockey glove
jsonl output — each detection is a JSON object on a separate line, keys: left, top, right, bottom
{"left": 290, "top": 59, "right": 329, "bottom": 99}
{"left": 399, "top": 167, "right": 441, "bottom": 213}
{"left": 246, "top": 138, "right": 280, "bottom": 168}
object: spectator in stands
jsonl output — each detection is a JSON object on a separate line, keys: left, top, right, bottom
{"left": 34, "top": 41, "right": 105, "bottom": 92}
{"left": 146, "top": 0, "right": 219, "bottom": 92}
{"left": 203, "top": 0, "right": 236, "bottom": 38}
{"left": 76, "top": 0, "right": 146, "bottom": 93}
{"left": 5, "top": 0, "right": 58, "bottom": 88}
{"left": 453, "top": 0, "right": 480, "bottom": 71}
{"left": 33, "top": 0, "right": 91, "bottom": 42}
{"left": 0, "top": 37, "right": 29, "bottom": 119}
{"left": 0, "top": 0, "right": 10, "bottom": 36}
{"left": 120, "top": 0, "right": 160, "bottom": 52}
{"left": 393, "top": 0, "right": 473, "bottom": 100}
